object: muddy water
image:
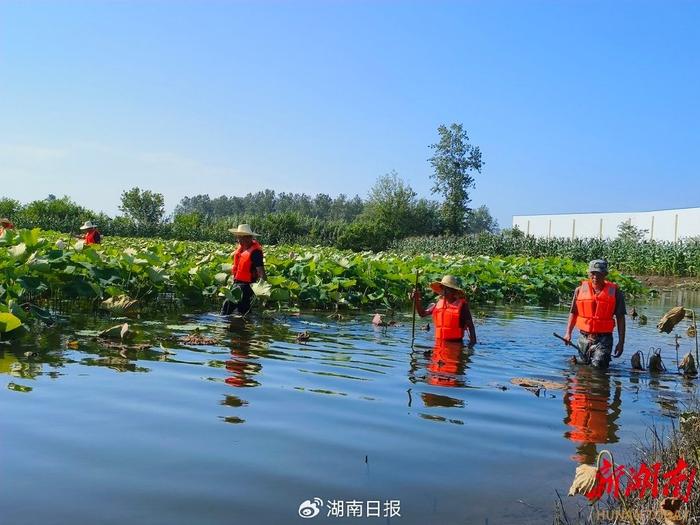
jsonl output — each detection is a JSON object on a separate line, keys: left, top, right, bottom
{"left": 1, "top": 292, "right": 699, "bottom": 524}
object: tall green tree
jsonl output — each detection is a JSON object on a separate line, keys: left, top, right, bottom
{"left": 119, "top": 187, "right": 165, "bottom": 226}
{"left": 363, "top": 171, "right": 418, "bottom": 239}
{"left": 428, "top": 123, "right": 484, "bottom": 234}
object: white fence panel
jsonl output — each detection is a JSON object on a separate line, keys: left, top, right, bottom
{"left": 513, "top": 207, "right": 700, "bottom": 241}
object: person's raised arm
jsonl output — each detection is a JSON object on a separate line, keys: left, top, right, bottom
{"left": 411, "top": 289, "right": 431, "bottom": 318}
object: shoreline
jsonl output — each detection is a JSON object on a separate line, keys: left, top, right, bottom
{"left": 634, "top": 275, "right": 700, "bottom": 291}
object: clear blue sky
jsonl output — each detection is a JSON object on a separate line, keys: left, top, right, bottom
{"left": 1, "top": 0, "right": 698, "bottom": 227}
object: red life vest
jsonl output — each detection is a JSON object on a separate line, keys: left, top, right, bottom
{"left": 432, "top": 297, "right": 466, "bottom": 341}
{"left": 575, "top": 280, "right": 617, "bottom": 334}
{"left": 232, "top": 240, "right": 262, "bottom": 283}
{"left": 85, "top": 229, "right": 101, "bottom": 245}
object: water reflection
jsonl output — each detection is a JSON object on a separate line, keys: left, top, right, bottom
{"left": 563, "top": 366, "right": 621, "bottom": 464}
{"left": 408, "top": 340, "right": 472, "bottom": 389}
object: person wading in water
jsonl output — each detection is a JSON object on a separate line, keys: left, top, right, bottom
{"left": 220, "top": 224, "right": 266, "bottom": 316}
{"left": 562, "top": 259, "right": 626, "bottom": 369}
{"left": 411, "top": 275, "right": 477, "bottom": 347}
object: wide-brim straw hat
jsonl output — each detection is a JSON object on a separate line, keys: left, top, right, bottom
{"left": 0, "top": 218, "right": 14, "bottom": 227}
{"left": 80, "top": 220, "right": 97, "bottom": 230}
{"left": 228, "top": 223, "right": 259, "bottom": 237}
{"left": 430, "top": 275, "right": 465, "bottom": 296}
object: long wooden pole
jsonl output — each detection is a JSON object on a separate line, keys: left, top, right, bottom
{"left": 411, "top": 269, "right": 419, "bottom": 347}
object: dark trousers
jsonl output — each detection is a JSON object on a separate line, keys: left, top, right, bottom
{"left": 220, "top": 282, "right": 254, "bottom": 316}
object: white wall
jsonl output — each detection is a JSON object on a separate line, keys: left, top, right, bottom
{"left": 512, "top": 207, "right": 700, "bottom": 241}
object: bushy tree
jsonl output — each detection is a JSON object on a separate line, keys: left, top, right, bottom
{"left": 0, "top": 198, "right": 21, "bottom": 220}
{"left": 428, "top": 123, "right": 484, "bottom": 234}
{"left": 362, "top": 171, "right": 419, "bottom": 239}
{"left": 119, "top": 187, "right": 165, "bottom": 226}
{"left": 617, "top": 220, "right": 648, "bottom": 243}
{"left": 465, "top": 205, "right": 499, "bottom": 234}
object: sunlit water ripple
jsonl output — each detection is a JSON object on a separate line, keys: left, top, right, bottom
{"left": 2, "top": 290, "right": 699, "bottom": 524}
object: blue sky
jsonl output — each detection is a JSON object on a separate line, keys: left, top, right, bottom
{"left": 1, "top": 0, "right": 698, "bottom": 227}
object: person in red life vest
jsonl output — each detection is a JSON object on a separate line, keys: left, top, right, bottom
{"left": 562, "top": 259, "right": 626, "bottom": 369}
{"left": 220, "top": 223, "right": 266, "bottom": 316}
{"left": 0, "top": 218, "right": 15, "bottom": 236}
{"left": 80, "top": 221, "right": 102, "bottom": 245}
{"left": 412, "top": 275, "right": 477, "bottom": 346}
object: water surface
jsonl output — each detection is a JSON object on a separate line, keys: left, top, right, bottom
{"left": 2, "top": 292, "right": 699, "bottom": 524}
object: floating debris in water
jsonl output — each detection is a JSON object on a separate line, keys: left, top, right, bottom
{"left": 180, "top": 330, "right": 220, "bottom": 345}
{"left": 510, "top": 377, "right": 566, "bottom": 395}
{"left": 638, "top": 314, "right": 648, "bottom": 325}
{"left": 166, "top": 323, "right": 208, "bottom": 331}
{"left": 7, "top": 382, "right": 32, "bottom": 393}
{"left": 371, "top": 314, "right": 397, "bottom": 327}
{"left": 296, "top": 331, "right": 311, "bottom": 343}
{"left": 23, "top": 351, "right": 38, "bottom": 358}
{"left": 422, "top": 323, "right": 430, "bottom": 331}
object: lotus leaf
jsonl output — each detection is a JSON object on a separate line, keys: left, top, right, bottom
{"left": 0, "top": 313, "right": 22, "bottom": 333}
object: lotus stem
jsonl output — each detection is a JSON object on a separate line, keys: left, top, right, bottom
{"left": 687, "top": 308, "right": 699, "bottom": 366}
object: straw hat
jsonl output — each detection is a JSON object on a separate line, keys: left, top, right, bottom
{"left": 430, "top": 275, "right": 465, "bottom": 296}
{"left": 0, "top": 218, "right": 14, "bottom": 227}
{"left": 79, "top": 220, "right": 97, "bottom": 230}
{"left": 228, "top": 223, "right": 259, "bottom": 237}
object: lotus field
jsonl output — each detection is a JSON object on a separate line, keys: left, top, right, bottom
{"left": 0, "top": 228, "right": 645, "bottom": 333}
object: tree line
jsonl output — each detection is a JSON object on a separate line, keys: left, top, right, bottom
{"left": 0, "top": 123, "right": 499, "bottom": 250}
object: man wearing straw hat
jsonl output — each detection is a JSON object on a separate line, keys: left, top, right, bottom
{"left": 0, "top": 218, "right": 15, "bottom": 236}
{"left": 79, "top": 220, "right": 102, "bottom": 245}
{"left": 412, "top": 275, "right": 477, "bottom": 346}
{"left": 220, "top": 223, "right": 266, "bottom": 316}
{"left": 562, "top": 259, "right": 626, "bottom": 369}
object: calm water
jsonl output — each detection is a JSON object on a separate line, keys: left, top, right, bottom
{"left": 2, "top": 290, "right": 699, "bottom": 525}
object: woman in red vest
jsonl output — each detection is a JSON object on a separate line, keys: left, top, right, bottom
{"left": 0, "top": 218, "right": 15, "bottom": 236}
{"left": 562, "top": 259, "right": 626, "bottom": 369}
{"left": 412, "top": 275, "right": 477, "bottom": 347}
{"left": 80, "top": 221, "right": 102, "bottom": 245}
{"left": 220, "top": 224, "right": 266, "bottom": 316}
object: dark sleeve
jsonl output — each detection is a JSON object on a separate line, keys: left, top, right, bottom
{"left": 569, "top": 287, "right": 580, "bottom": 315}
{"left": 251, "top": 249, "right": 264, "bottom": 268}
{"left": 615, "top": 289, "right": 626, "bottom": 317}
{"left": 460, "top": 301, "right": 473, "bottom": 327}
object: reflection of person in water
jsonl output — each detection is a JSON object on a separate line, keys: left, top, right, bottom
{"left": 425, "top": 339, "right": 472, "bottom": 388}
{"left": 563, "top": 366, "right": 622, "bottom": 463}
{"left": 225, "top": 336, "right": 262, "bottom": 388}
